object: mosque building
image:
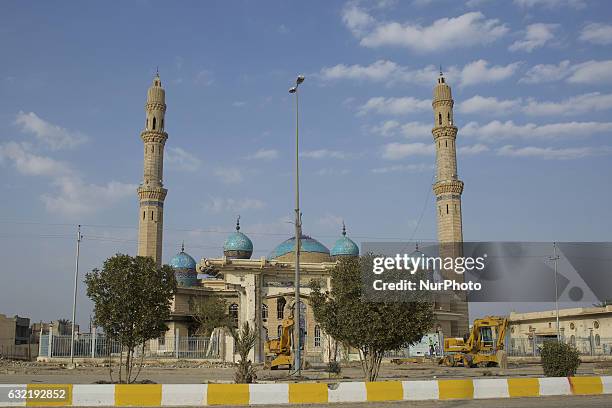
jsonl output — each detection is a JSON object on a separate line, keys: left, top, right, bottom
{"left": 136, "top": 71, "right": 468, "bottom": 363}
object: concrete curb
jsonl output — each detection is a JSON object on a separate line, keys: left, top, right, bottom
{"left": 1, "top": 376, "right": 610, "bottom": 406}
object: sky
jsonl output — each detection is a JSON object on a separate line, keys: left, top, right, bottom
{"left": 1, "top": 0, "right": 611, "bottom": 328}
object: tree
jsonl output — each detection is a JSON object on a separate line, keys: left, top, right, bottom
{"left": 540, "top": 341, "right": 581, "bottom": 377}
{"left": 310, "top": 256, "right": 433, "bottom": 381}
{"left": 85, "top": 254, "right": 176, "bottom": 383}
{"left": 190, "top": 297, "right": 232, "bottom": 336}
{"left": 232, "top": 322, "right": 257, "bottom": 383}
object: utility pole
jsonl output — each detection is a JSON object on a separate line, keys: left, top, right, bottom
{"left": 289, "top": 74, "right": 305, "bottom": 376}
{"left": 70, "top": 224, "right": 83, "bottom": 366}
{"left": 550, "top": 242, "right": 560, "bottom": 341}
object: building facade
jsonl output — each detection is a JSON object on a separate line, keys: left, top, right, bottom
{"left": 135, "top": 72, "right": 471, "bottom": 361}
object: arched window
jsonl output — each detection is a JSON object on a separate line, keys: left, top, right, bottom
{"left": 595, "top": 334, "right": 601, "bottom": 347}
{"left": 229, "top": 303, "right": 239, "bottom": 324}
{"left": 277, "top": 297, "right": 286, "bottom": 319}
{"left": 447, "top": 112, "right": 451, "bottom": 124}
{"left": 263, "top": 327, "right": 268, "bottom": 341}
{"left": 146, "top": 119, "right": 148, "bottom": 129}
{"left": 142, "top": 211, "right": 145, "bottom": 220}
{"left": 438, "top": 113, "right": 442, "bottom": 125}
{"left": 153, "top": 117, "right": 156, "bottom": 130}
{"left": 262, "top": 304, "right": 268, "bottom": 320}
{"left": 314, "top": 325, "right": 321, "bottom": 348}
{"left": 151, "top": 211, "right": 154, "bottom": 220}
{"left": 570, "top": 335, "right": 576, "bottom": 345}
{"left": 161, "top": 118, "right": 164, "bottom": 129}
{"left": 277, "top": 325, "right": 283, "bottom": 339}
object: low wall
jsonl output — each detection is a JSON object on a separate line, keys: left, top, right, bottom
{"left": 1, "top": 376, "right": 610, "bottom": 406}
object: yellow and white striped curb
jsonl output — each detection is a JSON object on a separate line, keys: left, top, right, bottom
{"left": 1, "top": 376, "right": 610, "bottom": 406}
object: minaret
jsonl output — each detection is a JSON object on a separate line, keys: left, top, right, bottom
{"left": 137, "top": 72, "right": 168, "bottom": 266}
{"left": 431, "top": 70, "right": 468, "bottom": 336}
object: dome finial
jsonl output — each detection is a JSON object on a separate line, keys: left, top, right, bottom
{"left": 236, "top": 215, "right": 241, "bottom": 231}
{"left": 342, "top": 220, "right": 346, "bottom": 236}
{"left": 181, "top": 240, "right": 185, "bottom": 252}
{"left": 415, "top": 242, "right": 419, "bottom": 251}
{"left": 439, "top": 64, "right": 443, "bottom": 76}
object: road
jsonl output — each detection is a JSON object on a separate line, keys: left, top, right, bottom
{"left": 212, "top": 396, "right": 611, "bottom": 407}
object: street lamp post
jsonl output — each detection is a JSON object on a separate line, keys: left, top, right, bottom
{"left": 289, "top": 74, "right": 304, "bottom": 376}
{"left": 550, "top": 242, "right": 561, "bottom": 341}
{"left": 70, "top": 224, "right": 83, "bottom": 366}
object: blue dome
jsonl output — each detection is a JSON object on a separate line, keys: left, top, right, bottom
{"left": 331, "top": 237, "right": 359, "bottom": 257}
{"left": 224, "top": 231, "right": 254, "bottom": 253}
{"left": 267, "top": 235, "right": 330, "bottom": 260}
{"left": 169, "top": 245, "right": 197, "bottom": 287}
{"left": 169, "top": 251, "right": 197, "bottom": 270}
{"left": 330, "top": 223, "right": 359, "bottom": 257}
{"left": 223, "top": 217, "right": 253, "bottom": 259}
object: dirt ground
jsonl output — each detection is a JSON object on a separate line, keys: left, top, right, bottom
{"left": 1, "top": 358, "right": 611, "bottom": 384}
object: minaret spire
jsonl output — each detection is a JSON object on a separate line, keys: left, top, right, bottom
{"left": 137, "top": 72, "right": 168, "bottom": 266}
{"left": 431, "top": 73, "right": 467, "bottom": 336}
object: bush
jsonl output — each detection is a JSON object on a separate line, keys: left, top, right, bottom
{"left": 540, "top": 341, "right": 581, "bottom": 377}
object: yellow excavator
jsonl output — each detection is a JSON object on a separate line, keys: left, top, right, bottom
{"left": 440, "top": 316, "right": 508, "bottom": 368}
{"left": 265, "top": 316, "right": 294, "bottom": 370}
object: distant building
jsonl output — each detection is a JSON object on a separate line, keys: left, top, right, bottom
{"left": 0, "top": 314, "right": 30, "bottom": 347}
{"left": 31, "top": 321, "right": 80, "bottom": 343}
{"left": 509, "top": 305, "right": 612, "bottom": 354}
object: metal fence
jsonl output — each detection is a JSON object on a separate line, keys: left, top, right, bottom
{"left": 39, "top": 334, "right": 220, "bottom": 359}
{"left": 507, "top": 336, "right": 612, "bottom": 357}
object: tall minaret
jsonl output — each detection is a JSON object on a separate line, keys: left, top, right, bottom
{"left": 431, "top": 70, "right": 468, "bottom": 336}
{"left": 137, "top": 72, "right": 168, "bottom": 265}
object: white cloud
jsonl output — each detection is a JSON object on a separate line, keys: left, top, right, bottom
{"left": 459, "top": 95, "right": 521, "bottom": 115}
{"left": 381, "top": 142, "right": 435, "bottom": 160}
{"left": 165, "top": 147, "right": 201, "bottom": 171}
{"left": 567, "top": 60, "right": 612, "bottom": 84}
{"left": 205, "top": 197, "right": 265, "bottom": 213}
{"left": 371, "top": 121, "right": 432, "bottom": 139}
{"left": 314, "top": 168, "right": 350, "bottom": 176}
{"left": 232, "top": 101, "right": 246, "bottom": 107}
{"left": 358, "top": 97, "right": 430, "bottom": 116}
{"left": 195, "top": 70, "right": 214, "bottom": 86}
{"left": 341, "top": 3, "right": 375, "bottom": 37}
{"left": 320, "top": 59, "right": 517, "bottom": 88}
{"left": 458, "top": 144, "right": 490, "bottom": 155}
{"left": 371, "top": 163, "right": 433, "bottom": 173}
{"left": 0, "top": 142, "right": 71, "bottom": 176}
{"left": 247, "top": 148, "right": 279, "bottom": 160}
{"left": 354, "top": 11, "right": 509, "bottom": 52}
{"left": 459, "top": 60, "right": 521, "bottom": 87}
{"left": 15, "top": 111, "right": 87, "bottom": 150}
{"left": 524, "top": 93, "right": 612, "bottom": 116}
{"left": 213, "top": 167, "right": 243, "bottom": 184}
{"left": 520, "top": 60, "right": 571, "bottom": 84}
{"left": 521, "top": 60, "right": 612, "bottom": 85}
{"left": 509, "top": 23, "right": 559, "bottom": 52}
{"left": 316, "top": 213, "right": 344, "bottom": 228}
{"left": 513, "top": 0, "right": 585, "bottom": 8}
{"left": 300, "top": 149, "right": 349, "bottom": 159}
{"left": 463, "top": 120, "right": 612, "bottom": 142}
{"left": 497, "top": 145, "right": 605, "bottom": 160}
{"left": 0, "top": 142, "right": 134, "bottom": 217}
{"left": 579, "top": 23, "right": 612, "bottom": 45}
{"left": 42, "top": 177, "right": 135, "bottom": 217}
{"left": 320, "top": 60, "right": 400, "bottom": 82}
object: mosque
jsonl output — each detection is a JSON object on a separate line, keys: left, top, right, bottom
{"left": 135, "top": 70, "right": 468, "bottom": 363}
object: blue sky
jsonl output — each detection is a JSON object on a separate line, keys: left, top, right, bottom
{"left": 1, "top": 0, "right": 611, "bottom": 327}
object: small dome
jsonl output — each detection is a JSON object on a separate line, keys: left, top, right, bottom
{"left": 223, "top": 216, "right": 253, "bottom": 259}
{"left": 268, "top": 234, "right": 331, "bottom": 262}
{"left": 330, "top": 223, "right": 359, "bottom": 259}
{"left": 169, "top": 243, "right": 197, "bottom": 287}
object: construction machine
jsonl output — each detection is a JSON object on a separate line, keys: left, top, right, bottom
{"left": 440, "top": 316, "right": 508, "bottom": 368}
{"left": 265, "top": 316, "right": 294, "bottom": 370}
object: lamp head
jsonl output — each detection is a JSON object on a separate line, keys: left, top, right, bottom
{"left": 288, "top": 86, "right": 297, "bottom": 94}
{"left": 296, "top": 75, "right": 305, "bottom": 85}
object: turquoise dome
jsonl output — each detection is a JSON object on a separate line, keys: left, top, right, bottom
{"left": 169, "top": 244, "right": 197, "bottom": 287}
{"left": 330, "top": 223, "right": 359, "bottom": 258}
{"left": 267, "top": 234, "right": 330, "bottom": 260}
{"left": 223, "top": 217, "right": 253, "bottom": 259}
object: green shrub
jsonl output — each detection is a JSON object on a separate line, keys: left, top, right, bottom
{"left": 540, "top": 341, "right": 581, "bottom": 377}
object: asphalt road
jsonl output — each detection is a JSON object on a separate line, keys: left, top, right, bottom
{"left": 210, "top": 396, "right": 612, "bottom": 408}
